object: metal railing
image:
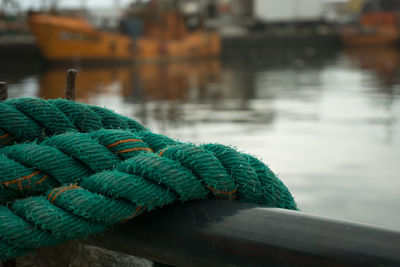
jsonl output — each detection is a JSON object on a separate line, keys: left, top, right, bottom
{"left": 85, "top": 199, "right": 400, "bottom": 266}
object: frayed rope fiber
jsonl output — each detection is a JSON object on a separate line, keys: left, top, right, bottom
{"left": 0, "top": 97, "right": 297, "bottom": 260}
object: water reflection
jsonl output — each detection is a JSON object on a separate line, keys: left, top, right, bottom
{"left": 344, "top": 47, "right": 400, "bottom": 93}
{"left": 39, "top": 60, "right": 221, "bottom": 100}
{"left": 344, "top": 47, "right": 400, "bottom": 145}
{"left": 39, "top": 59, "right": 222, "bottom": 129}
{"left": 40, "top": 66, "right": 133, "bottom": 100}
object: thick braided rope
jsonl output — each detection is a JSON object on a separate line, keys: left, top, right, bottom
{"left": 0, "top": 130, "right": 297, "bottom": 260}
{"left": 0, "top": 98, "right": 297, "bottom": 260}
{"left": 0, "top": 129, "right": 296, "bottom": 206}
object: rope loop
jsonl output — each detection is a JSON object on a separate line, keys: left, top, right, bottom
{"left": 0, "top": 98, "right": 297, "bottom": 260}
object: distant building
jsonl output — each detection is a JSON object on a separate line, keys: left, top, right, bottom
{"left": 203, "top": 0, "right": 336, "bottom": 35}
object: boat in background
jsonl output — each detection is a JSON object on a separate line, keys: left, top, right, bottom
{"left": 27, "top": 1, "right": 220, "bottom": 62}
{"left": 28, "top": 13, "right": 134, "bottom": 62}
{"left": 340, "top": 0, "right": 400, "bottom": 46}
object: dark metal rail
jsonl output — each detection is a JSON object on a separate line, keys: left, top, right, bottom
{"left": 85, "top": 200, "right": 400, "bottom": 266}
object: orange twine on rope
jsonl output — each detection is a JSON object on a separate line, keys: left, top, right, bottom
{"left": 47, "top": 183, "right": 82, "bottom": 203}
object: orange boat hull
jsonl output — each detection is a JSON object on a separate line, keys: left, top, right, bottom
{"left": 28, "top": 14, "right": 221, "bottom": 62}
{"left": 340, "top": 25, "right": 400, "bottom": 47}
{"left": 340, "top": 11, "right": 400, "bottom": 47}
{"left": 28, "top": 14, "right": 134, "bottom": 61}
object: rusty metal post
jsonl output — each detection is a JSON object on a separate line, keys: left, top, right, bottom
{"left": 0, "top": 81, "right": 15, "bottom": 267}
{"left": 65, "top": 69, "right": 77, "bottom": 101}
{"left": 0, "top": 82, "right": 8, "bottom": 101}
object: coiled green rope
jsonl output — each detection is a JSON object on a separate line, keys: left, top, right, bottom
{"left": 0, "top": 98, "right": 297, "bottom": 260}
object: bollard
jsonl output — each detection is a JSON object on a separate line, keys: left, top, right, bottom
{"left": 65, "top": 69, "right": 77, "bottom": 101}
{"left": 0, "top": 82, "right": 8, "bottom": 101}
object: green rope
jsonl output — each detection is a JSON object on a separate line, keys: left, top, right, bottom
{"left": 0, "top": 98, "right": 297, "bottom": 261}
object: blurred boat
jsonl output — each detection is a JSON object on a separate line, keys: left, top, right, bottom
{"left": 27, "top": 3, "right": 220, "bottom": 62}
{"left": 340, "top": 0, "right": 400, "bottom": 47}
{"left": 340, "top": 24, "right": 400, "bottom": 46}
{"left": 28, "top": 13, "right": 134, "bottom": 62}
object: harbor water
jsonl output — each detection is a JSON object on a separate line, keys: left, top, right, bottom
{"left": 3, "top": 46, "right": 400, "bottom": 229}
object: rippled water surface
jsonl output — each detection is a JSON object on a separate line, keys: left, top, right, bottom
{"left": 3, "top": 46, "right": 400, "bottom": 228}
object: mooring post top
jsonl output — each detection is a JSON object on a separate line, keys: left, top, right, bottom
{"left": 65, "top": 69, "right": 77, "bottom": 101}
{"left": 0, "top": 81, "right": 8, "bottom": 101}
{"left": 67, "top": 68, "right": 77, "bottom": 75}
